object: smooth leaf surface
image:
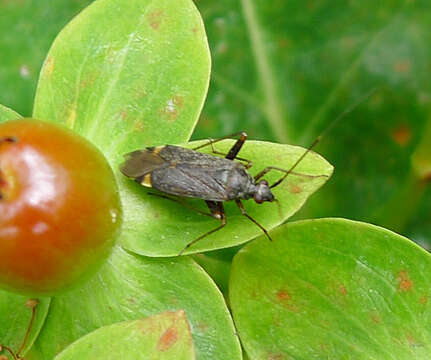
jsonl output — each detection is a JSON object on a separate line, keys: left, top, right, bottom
{"left": 230, "top": 218, "right": 431, "bottom": 359}
{"left": 0, "top": 104, "right": 22, "bottom": 123}
{"left": 0, "top": 292, "right": 50, "bottom": 358}
{"left": 29, "top": 246, "right": 241, "bottom": 360}
{"left": 0, "top": 0, "right": 93, "bottom": 117}
{"left": 33, "top": 0, "right": 211, "bottom": 162}
{"left": 55, "top": 311, "right": 195, "bottom": 360}
{"left": 120, "top": 139, "right": 333, "bottom": 256}
{"left": 193, "top": 0, "right": 431, "bottom": 248}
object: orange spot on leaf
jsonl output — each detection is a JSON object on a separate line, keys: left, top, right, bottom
{"left": 289, "top": 184, "right": 302, "bottom": 194}
{"left": 148, "top": 10, "right": 163, "bottom": 30}
{"left": 196, "top": 322, "right": 207, "bottom": 333}
{"left": 370, "top": 312, "right": 381, "bottom": 324}
{"left": 157, "top": 326, "right": 179, "bottom": 351}
{"left": 398, "top": 270, "right": 413, "bottom": 292}
{"left": 276, "top": 290, "right": 298, "bottom": 312}
{"left": 391, "top": 124, "right": 411, "bottom": 146}
{"left": 277, "top": 290, "right": 290, "bottom": 301}
{"left": 339, "top": 285, "right": 347, "bottom": 296}
{"left": 393, "top": 60, "right": 411, "bottom": 74}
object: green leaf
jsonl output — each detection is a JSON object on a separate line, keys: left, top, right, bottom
{"left": 230, "top": 218, "right": 431, "bottom": 360}
{"left": 0, "top": 104, "right": 22, "bottom": 123}
{"left": 120, "top": 139, "right": 333, "bottom": 256}
{"left": 0, "top": 0, "right": 93, "bottom": 117}
{"left": 30, "top": 246, "right": 241, "bottom": 360}
{"left": 33, "top": 0, "right": 211, "bottom": 162}
{"left": 193, "top": 0, "right": 431, "bottom": 248}
{"left": 55, "top": 311, "right": 195, "bottom": 360}
{"left": 0, "top": 292, "right": 50, "bottom": 358}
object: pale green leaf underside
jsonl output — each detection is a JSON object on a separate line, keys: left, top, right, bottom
{"left": 55, "top": 311, "right": 195, "bottom": 360}
{"left": 120, "top": 139, "right": 333, "bottom": 256}
{"left": 30, "top": 246, "right": 241, "bottom": 360}
{"left": 230, "top": 218, "right": 431, "bottom": 360}
{"left": 33, "top": 0, "right": 211, "bottom": 164}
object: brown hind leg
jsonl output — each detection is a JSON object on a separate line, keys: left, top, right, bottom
{"left": 178, "top": 201, "right": 226, "bottom": 256}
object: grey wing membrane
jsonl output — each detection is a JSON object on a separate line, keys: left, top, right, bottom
{"left": 119, "top": 149, "right": 167, "bottom": 178}
{"left": 152, "top": 162, "right": 231, "bottom": 201}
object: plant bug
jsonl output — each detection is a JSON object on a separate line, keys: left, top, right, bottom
{"left": 119, "top": 132, "right": 324, "bottom": 255}
{"left": 120, "top": 89, "right": 377, "bottom": 256}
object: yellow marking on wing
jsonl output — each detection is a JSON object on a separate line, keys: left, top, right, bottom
{"left": 152, "top": 146, "right": 163, "bottom": 155}
{"left": 140, "top": 173, "right": 152, "bottom": 187}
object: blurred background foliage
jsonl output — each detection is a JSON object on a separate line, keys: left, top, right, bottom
{"left": 0, "top": 0, "right": 430, "bottom": 249}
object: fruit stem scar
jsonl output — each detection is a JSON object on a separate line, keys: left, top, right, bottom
{"left": 0, "top": 136, "right": 18, "bottom": 200}
{"left": 0, "top": 136, "right": 18, "bottom": 146}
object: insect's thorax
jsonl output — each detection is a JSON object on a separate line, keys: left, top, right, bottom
{"left": 150, "top": 146, "right": 257, "bottom": 201}
{"left": 222, "top": 164, "right": 256, "bottom": 200}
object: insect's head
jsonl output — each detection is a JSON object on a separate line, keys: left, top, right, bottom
{"left": 254, "top": 180, "right": 274, "bottom": 204}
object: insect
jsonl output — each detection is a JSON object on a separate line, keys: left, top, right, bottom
{"left": 120, "top": 89, "right": 376, "bottom": 256}
{"left": 120, "top": 132, "right": 323, "bottom": 255}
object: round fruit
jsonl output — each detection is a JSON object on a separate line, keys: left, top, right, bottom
{"left": 0, "top": 119, "right": 122, "bottom": 295}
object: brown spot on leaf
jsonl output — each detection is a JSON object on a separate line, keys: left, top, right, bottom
{"left": 277, "top": 290, "right": 290, "bottom": 301}
{"left": 120, "top": 110, "right": 128, "bottom": 120}
{"left": 391, "top": 124, "right": 411, "bottom": 146}
{"left": 148, "top": 10, "right": 163, "bottom": 30}
{"left": 276, "top": 289, "right": 298, "bottom": 312}
{"left": 127, "top": 297, "right": 136, "bottom": 304}
{"left": 398, "top": 270, "right": 413, "bottom": 292}
{"left": 289, "top": 184, "right": 302, "bottom": 194}
{"left": 406, "top": 333, "right": 423, "bottom": 347}
{"left": 157, "top": 326, "right": 179, "bottom": 351}
{"left": 393, "top": 60, "right": 411, "bottom": 74}
{"left": 173, "top": 95, "right": 184, "bottom": 108}
{"left": 420, "top": 296, "right": 428, "bottom": 305}
{"left": 196, "top": 322, "right": 207, "bottom": 333}
{"left": 370, "top": 312, "right": 381, "bottom": 324}
{"left": 339, "top": 284, "right": 347, "bottom": 296}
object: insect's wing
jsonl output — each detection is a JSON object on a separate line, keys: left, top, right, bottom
{"left": 120, "top": 149, "right": 166, "bottom": 178}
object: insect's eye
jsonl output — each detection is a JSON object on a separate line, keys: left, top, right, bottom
{"left": 254, "top": 193, "right": 264, "bottom": 204}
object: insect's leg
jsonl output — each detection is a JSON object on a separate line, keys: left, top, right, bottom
{"left": 148, "top": 192, "right": 214, "bottom": 217}
{"left": 254, "top": 166, "right": 328, "bottom": 188}
{"left": 192, "top": 131, "right": 247, "bottom": 152}
{"left": 178, "top": 201, "right": 226, "bottom": 256}
{"left": 193, "top": 132, "right": 253, "bottom": 168}
{"left": 235, "top": 199, "right": 272, "bottom": 242}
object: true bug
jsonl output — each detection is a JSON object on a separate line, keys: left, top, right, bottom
{"left": 120, "top": 90, "right": 376, "bottom": 255}
{"left": 120, "top": 132, "right": 324, "bottom": 255}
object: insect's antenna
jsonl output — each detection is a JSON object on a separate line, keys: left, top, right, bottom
{"left": 270, "top": 87, "right": 378, "bottom": 189}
